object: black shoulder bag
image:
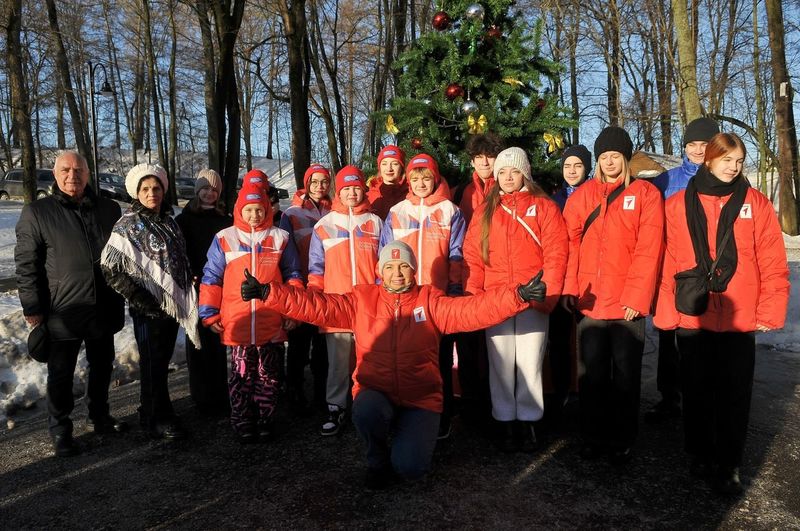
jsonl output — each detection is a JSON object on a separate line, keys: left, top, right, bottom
{"left": 581, "top": 182, "right": 628, "bottom": 241}
{"left": 673, "top": 223, "right": 734, "bottom": 316}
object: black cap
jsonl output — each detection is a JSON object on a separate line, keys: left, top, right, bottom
{"left": 561, "top": 145, "right": 592, "bottom": 176}
{"left": 683, "top": 117, "right": 720, "bottom": 146}
{"left": 593, "top": 126, "right": 633, "bottom": 161}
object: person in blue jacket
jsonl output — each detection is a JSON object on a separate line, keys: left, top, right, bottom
{"left": 646, "top": 117, "right": 720, "bottom": 423}
{"left": 547, "top": 145, "right": 591, "bottom": 425}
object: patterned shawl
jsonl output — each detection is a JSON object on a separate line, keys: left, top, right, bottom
{"left": 101, "top": 201, "right": 201, "bottom": 347}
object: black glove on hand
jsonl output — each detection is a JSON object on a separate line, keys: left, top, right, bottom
{"left": 241, "top": 269, "right": 270, "bottom": 301}
{"left": 517, "top": 270, "right": 546, "bottom": 303}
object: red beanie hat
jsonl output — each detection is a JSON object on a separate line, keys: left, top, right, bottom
{"left": 377, "top": 145, "right": 406, "bottom": 168}
{"left": 303, "top": 163, "right": 331, "bottom": 189}
{"left": 405, "top": 153, "right": 441, "bottom": 187}
{"left": 243, "top": 169, "right": 269, "bottom": 191}
{"left": 335, "top": 165, "right": 366, "bottom": 192}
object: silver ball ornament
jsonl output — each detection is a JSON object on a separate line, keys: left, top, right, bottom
{"left": 465, "top": 4, "right": 485, "bottom": 20}
{"left": 461, "top": 99, "right": 479, "bottom": 115}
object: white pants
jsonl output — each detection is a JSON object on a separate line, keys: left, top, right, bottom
{"left": 325, "top": 332, "right": 354, "bottom": 409}
{"left": 485, "top": 308, "right": 549, "bottom": 422}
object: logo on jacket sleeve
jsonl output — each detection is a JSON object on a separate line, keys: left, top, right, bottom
{"left": 413, "top": 306, "right": 427, "bottom": 322}
{"left": 740, "top": 204, "right": 752, "bottom": 219}
{"left": 623, "top": 196, "right": 636, "bottom": 210}
{"left": 525, "top": 205, "right": 537, "bottom": 217}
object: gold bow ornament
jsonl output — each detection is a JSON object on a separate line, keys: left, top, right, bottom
{"left": 543, "top": 131, "right": 564, "bottom": 154}
{"left": 468, "top": 114, "right": 488, "bottom": 134}
{"left": 385, "top": 115, "right": 399, "bottom": 135}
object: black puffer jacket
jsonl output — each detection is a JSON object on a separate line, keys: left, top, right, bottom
{"left": 175, "top": 205, "right": 232, "bottom": 280}
{"left": 15, "top": 186, "right": 125, "bottom": 340}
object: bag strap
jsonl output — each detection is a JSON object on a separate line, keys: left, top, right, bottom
{"left": 581, "top": 182, "right": 628, "bottom": 242}
{"left": 500, "top": 203, "right": 541, "bottom": 247}
{"left": 707, "top": 222, "right": 735, "bottom": 280}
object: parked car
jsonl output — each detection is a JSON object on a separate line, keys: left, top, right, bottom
{"left": 235, "top": 176, "right": 289, "bottom": 199}
{"left": 98, "top": 172, "right": 130, "bottom": 202}
{"left": 0, "top": 168, "right": 55, "bottom": 200}
{"left": 175, "top": 177, "right": 196, "bottom": 200}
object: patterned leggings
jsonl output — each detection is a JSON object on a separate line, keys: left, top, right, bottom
{"left": 229, "top": 343, "right": 282, "bottom": 434}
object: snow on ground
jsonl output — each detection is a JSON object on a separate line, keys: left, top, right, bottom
{"left": 0, "top": 201, "right": 796, "bottom": 423}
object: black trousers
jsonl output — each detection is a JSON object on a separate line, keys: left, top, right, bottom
{"left": 656, "top": 328, "right": 681, "bottom": 404}
{"left": 46, "top": 332, "right": 116, "bottom": 436}
{"left": 186, "top": 323, "right": 229, "bottom": 413}
{"left": 131, "top": 311, "right": 179, "bottom": 426}
{"left": 454, "top": 330, "right": 491, "bottom": 407}
{"left": 547, "top": 304, "right": 575, "bottom": 402}
{"left": 578, "top": 316, "right": 645, "bottom": 448}
{"left": 439, "top": 334, "right": 457, "bottom": 423}
{"left": 677, "top": 328, "right": 755, "bottom": 469}
{"left": 286, "top": 322, "right": 328, "bottom": 401}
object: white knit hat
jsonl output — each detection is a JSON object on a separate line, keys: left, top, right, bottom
{"left": 126, "top": 163, "right": 168, "bottom": 198}
{"left": 378, "top": 241, "right": 417, "bottom": 271}
{"left": 194, "top": 168, "right": 222, "bottom": 194}
{"left": 493, "top": 147, "right": 531, "bottom": 181}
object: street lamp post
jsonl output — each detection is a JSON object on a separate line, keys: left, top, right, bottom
{"left": 87, "top": 61, "right": 115, "bottom": 195}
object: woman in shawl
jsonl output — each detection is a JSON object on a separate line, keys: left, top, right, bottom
{"left": 101, "top": 163, "right": 200, "bottom": 440}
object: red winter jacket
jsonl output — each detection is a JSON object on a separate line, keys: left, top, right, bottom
{"left": 264, "top": 282, "right": 528, "bottom": 412}
{"left": 463, "top": 190, "right": 568, "bottom": 314}
{"left": 654, "top": 187, "right": 789, "bottom": 332}
{"left": 562, "top": 177, "right": 664, "bottom": 319}
{"left": 457, "top": 171, "right": 495, "bottom": 226}
{"left": 367, "top": 177, "right": 409, "bottom": 220}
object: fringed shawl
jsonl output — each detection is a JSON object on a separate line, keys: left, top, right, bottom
{"left": 101, "top": 201, "right": 201, "bottom": 347}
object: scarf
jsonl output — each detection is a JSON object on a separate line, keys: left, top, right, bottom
{"left": 101, "top": 200, "right": 201, "bottom": 347}
{"left": 684, "top": 165, "right": 749, "bottom": 292}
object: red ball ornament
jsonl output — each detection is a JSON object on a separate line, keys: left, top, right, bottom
{"left": 486, "top": 25, "right": 502, "bottom": 41}
{"left": 432, "top": 11, "right": 451, "bottom": 31}
{"left": 445, "top": 83, "right": 465, "bottom": 101}
{"left": 411, "top": 138, "right": 423, "bottom": 150}
{"left": 536, "top": 98, "right": 546, "bottom": 111}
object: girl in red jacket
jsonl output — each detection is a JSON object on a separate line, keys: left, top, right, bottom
{"left": 199, "top": 183, "right": 304, "bottom": 442}
{"left": 241, "top": 240, "right": 546, "bottom": 488}
{"left": 366, "top": 145, "right": 408, "bottom": 220}
{"left": 562, "top": 127, "right": 664, "bottom": 465}
{"left": 463, "top": 147, "right": 568, "bottom": 452}
{"left": 654, "top": 132, "right": 789, "bottom": 495}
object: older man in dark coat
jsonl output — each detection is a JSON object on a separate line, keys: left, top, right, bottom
{"left": 15, "top": 150, "right": 126, "bottom": 456}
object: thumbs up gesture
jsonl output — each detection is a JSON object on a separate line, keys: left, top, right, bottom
{"left": 517, "top": 270, "right": 546, "bottom": 302}
{"left": 241, "top": 269, "right": 270, "bottom": 301}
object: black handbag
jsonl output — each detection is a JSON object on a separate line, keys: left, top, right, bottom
{"left": 27, "top": 323, "right": 50, "bottom": 363}
{"left": 674, "top": 224, "right": 734, "bottom": 316}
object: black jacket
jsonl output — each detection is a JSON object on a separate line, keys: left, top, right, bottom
{"left": 175, "top": 206, "right": 232, "bottom": 279}
{"left": 15, "top": 186, "right": 125, "bottom": 340}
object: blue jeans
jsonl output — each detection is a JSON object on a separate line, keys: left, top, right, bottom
{"left": 351, "top": 389, "right": 440, "bottom": 480}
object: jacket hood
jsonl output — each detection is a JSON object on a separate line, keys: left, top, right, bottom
{"left": 404, "top": 177, "right": 452, "bottom": 205}
{"left": 291, "top": 189, "right": 332, "bottom": 210}
{"left": 330, "top": 195, "right": 372, "bottom": 215}
{"left": 233, "top": 184, "right": 273, "bottom": 231}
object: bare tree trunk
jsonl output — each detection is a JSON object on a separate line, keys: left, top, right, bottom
{"left": 44, "top": 0, "right": 91, "bottom": 163}
{"left": 193, "top": 0, "right": 219, "bottom": 172}
{"left": 607, "top": 0, "right": 621, "bottom": 125}
{"left": 141, "top": 0, "right": 168, "bottom": 179}
{"left": 765, "top": 0, "right": 799, "bottom": 234}
{"left": 568, "top": 3, "right": 580, "bottom": 144}
{"left": 167, "top": 0, "right": 180, "bottom": 202}
{"left": 672, "top": 0, "right": 703, "bottom": 121}
{"left": 753, "top": 0, "right": 768, "bottom": 194}
{"left": 6, "top": 0, "right": 37, "bottom": 203}
{"left": 278, "top": 0, "right": 312, "bottom": 189}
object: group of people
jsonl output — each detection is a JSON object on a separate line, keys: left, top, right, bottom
{"left": 14, "top": 117, "right": 789, "bottom": 495}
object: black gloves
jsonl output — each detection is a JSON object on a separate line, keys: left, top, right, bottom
{"left": 517, "top": 270, "right": 546, "bottom": 302}
{"left": 242, "top": 269, "right": 270, "bottom": 301}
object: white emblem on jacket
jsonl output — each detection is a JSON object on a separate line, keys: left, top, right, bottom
{"left": 740, "top": 204, "right": 752, "bottom": 219}
{"left": 413, "top": 306, "right": 427, "bottom": 323}
{"left": 623, "top": 196, "right": 636, "bottom": 210}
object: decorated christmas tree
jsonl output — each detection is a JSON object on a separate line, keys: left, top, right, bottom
{"left": 381, "top": 0, "right": 573, "bottom": 188}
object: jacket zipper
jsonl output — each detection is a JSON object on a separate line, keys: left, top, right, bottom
{"left": 416, "top": 198, "right": 425, "bottom": 285}
{"left": 348, "top": 206, "right": 357, "bottom": 286}
{"left": 393, "top": 295, "right": 400, "bottom": 399}
{"left": 250, "top": 227, "right": 256, "bottom": 345}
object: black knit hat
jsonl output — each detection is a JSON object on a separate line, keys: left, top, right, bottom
{"left": 683, "top": 117, "right": 720, "bottom": 146}
{"left": 561, "top": 145, "right": 592, "bottom": 176}
{"left": 594, "top": 126, "right": 633, "bottom": 161}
